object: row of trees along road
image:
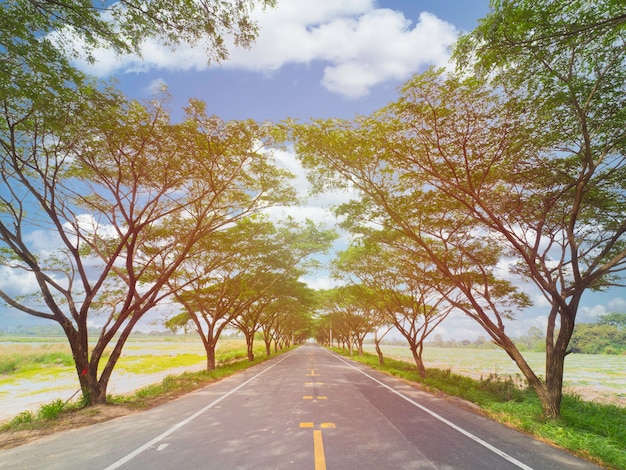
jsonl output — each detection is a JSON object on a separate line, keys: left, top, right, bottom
{"left": 292, "top": 1, "right": 626, "bottom": 419}
{"left": 2, "top": 0, "right": 626, "bottom": 421}
{"left": 0, "top": 0, "right": 337, "bottom": 406}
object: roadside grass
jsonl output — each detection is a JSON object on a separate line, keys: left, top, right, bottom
{"left": 335, "top": 349, "right": 625, "bottom": 470}
{"left": 108, "top": 355, "right": 270, "bottom": 408}
{"left": 115, "top": 353, "right": 205, "bottom": 374}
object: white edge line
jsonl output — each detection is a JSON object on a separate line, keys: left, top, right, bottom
{"left": 327, "top": 350, "right": 534, "bottom": 470}
{"left": 104, "top": 353, "right": 291, "bottom": 470}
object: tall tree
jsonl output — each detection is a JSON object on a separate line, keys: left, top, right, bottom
{"left": 452, "top": 0, "right": 626, "bottom": 417}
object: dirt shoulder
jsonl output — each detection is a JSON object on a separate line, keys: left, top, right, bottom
{"left": 0, "top": 386, "right": 194, "bottom": 450}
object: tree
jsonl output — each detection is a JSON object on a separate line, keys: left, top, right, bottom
{"left": 293, "top": 68, "right": 598, "bottom": 416}
{"left": 240, "top": 277, "right": 318, "bottom": 359}
{"left": 570, "top": 313, "right": 626, "bottom": 354}
{"left": 229, "top": 217, "right": 336, "bottom": 361}
{"left": 597, "top": 312, "right": 626, "bottom": 329}
{"left": 452, "top": 0, "right": 626, "bottom": 417}
{"left": 2, "top": 0, "right": 276, "bottom": 93}
{"left": 316, "top": 286, "right": 377, "bottom": 356}
{"left": 0, "top": 91, "right": 294, "bottom": 403}
{"left": 333, "top": 232, "right": 453, "bottom": 377}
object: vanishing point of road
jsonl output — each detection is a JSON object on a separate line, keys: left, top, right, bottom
{"left": 0, "top": 344, "right": 601, "bottom": 469}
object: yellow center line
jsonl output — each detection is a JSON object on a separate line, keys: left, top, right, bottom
{"left": 313, "top": 430, "right": 326, "bottom": 470}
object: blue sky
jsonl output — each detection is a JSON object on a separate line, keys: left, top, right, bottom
{"left": 3, "top": 0, "right": 625, "bottom": 338}
{"left": 78, "top": 0, "right": 489, "bottom": 122}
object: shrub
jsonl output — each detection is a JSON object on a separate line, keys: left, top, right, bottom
{"left": 38, "top": 399, "right": 65, "bottom": 420}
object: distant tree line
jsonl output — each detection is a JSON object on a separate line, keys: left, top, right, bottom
{"left": 569, "top": 313, "right": 626, "bottom": 355}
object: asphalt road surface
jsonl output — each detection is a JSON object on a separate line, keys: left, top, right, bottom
{"left": 0, "top": 344, "right": 602, "bottom": 469}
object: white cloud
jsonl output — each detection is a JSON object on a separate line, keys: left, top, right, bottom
{"left": 70, "top": 1, "right": 458, "bottom": 98}
{"left": 579, "top": 304, "right": 607, "bottom": 321}
{"left": 608, "top": 296, "right": 626, "bottom": 312}
{"left": 0, "top": 267, "right": 40, "bottom": 297}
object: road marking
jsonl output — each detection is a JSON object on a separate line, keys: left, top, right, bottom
{"left": 328, "top": 351, "right": 535, "bottom": 470}
{"left": 103, "top": 353, "right": 291, "bottom": 470}
{"left": 306, "top": 369, "right": 319, "bottom": 376}
{"left": 303, "top": 395, "right": 328, "bottom": 400}
{"left": 313, "top": 430, "right": 326, "bottom": 470}
{"left": 300, "top": 422, "right": 335, "bottom": 470}
{"left": 305, "top": 382, "right": 324, "bottom": 385}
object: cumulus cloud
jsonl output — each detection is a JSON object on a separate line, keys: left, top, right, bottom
{"left": 608, "top": 297, "right": 626, "bottom": 312}
{"left": 71, "top": 1, "right": 458, "bottom": 98}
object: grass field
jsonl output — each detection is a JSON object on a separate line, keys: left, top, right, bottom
{"left": 0, "top": 335, "right": 265, "bottom": 421}
{"left": 364, "top": 344, "right": 626, "bottom": 406}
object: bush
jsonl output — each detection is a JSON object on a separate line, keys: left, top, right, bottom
{"left": 6, "top": 411, "right": 34, "bottom": 428}
{"left": 38, "top": 399, "right": 65, "bottom": 420}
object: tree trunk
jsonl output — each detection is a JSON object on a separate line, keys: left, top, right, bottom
{"left": 206, "top": 344, "right": 217, "bottom": 371}
{"left": 410, "top": 345, "right": 426, "bottom": 378}
{"left": 357, "top": 336, "right": 364, "bottom": 356}
{"left": 76, "top": 366, "right": 107, "bottom": 405}
{"left": 375, "top": 340, "right": 384, "bottom": 365}
{"left": 497, "top": 332, "right": 560, "bottom": 418}
{"left": 245, "top": 332, "right": 255, "bottom": 361}
{"left": 65, "top": 321, "right": 109, "bottom": 406}
{"left": 540, "top": 305, "right": 576, "bottom": 419}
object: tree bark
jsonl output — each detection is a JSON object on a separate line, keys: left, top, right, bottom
{"left": 410, "top": 344, "right": 426, "bottom": 378}
{"left": 374, "top": 340, "right": 384, "bottom": 365}
{"left": 246, "top": 332, "right": 255, "bottom": 361}
{"left": 206, "top": 345, "right": 217, "bottom": 371}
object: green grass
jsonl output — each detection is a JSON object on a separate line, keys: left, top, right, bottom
{"left": 0, "top": 345, "right": 74, "bottom": 375}
{"left": 336, "top": 349, "right": 626, "bottom": 470}
{"left": 115, "top": 353, "right": 205, "bottom": 374}
{"left": 108, "top": 356, "right": 272, "bottom": 407}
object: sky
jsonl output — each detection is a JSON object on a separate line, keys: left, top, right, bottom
{"left": 2, "top": 0, "right": 625, "bottom": 339}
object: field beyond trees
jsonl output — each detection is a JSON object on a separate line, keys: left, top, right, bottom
{"left": 367, "top": 344, "right": 626, "bottom": 407}
{"left": 0, "top": 335, "right": 265, "bottom": 422}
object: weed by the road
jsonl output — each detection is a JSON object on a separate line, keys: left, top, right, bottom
{"left": 3, "top": 399, "right": 74, "bottom": 432}
{"left": 335, "top": 349, "right": 626, "bottom": 470}
{"left": 37, "top": 399, "right": 65, "bottom": 420}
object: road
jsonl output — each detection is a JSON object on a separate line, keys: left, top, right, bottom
{"left": 0, "top": 344, "right": 601, "bottom": 469}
